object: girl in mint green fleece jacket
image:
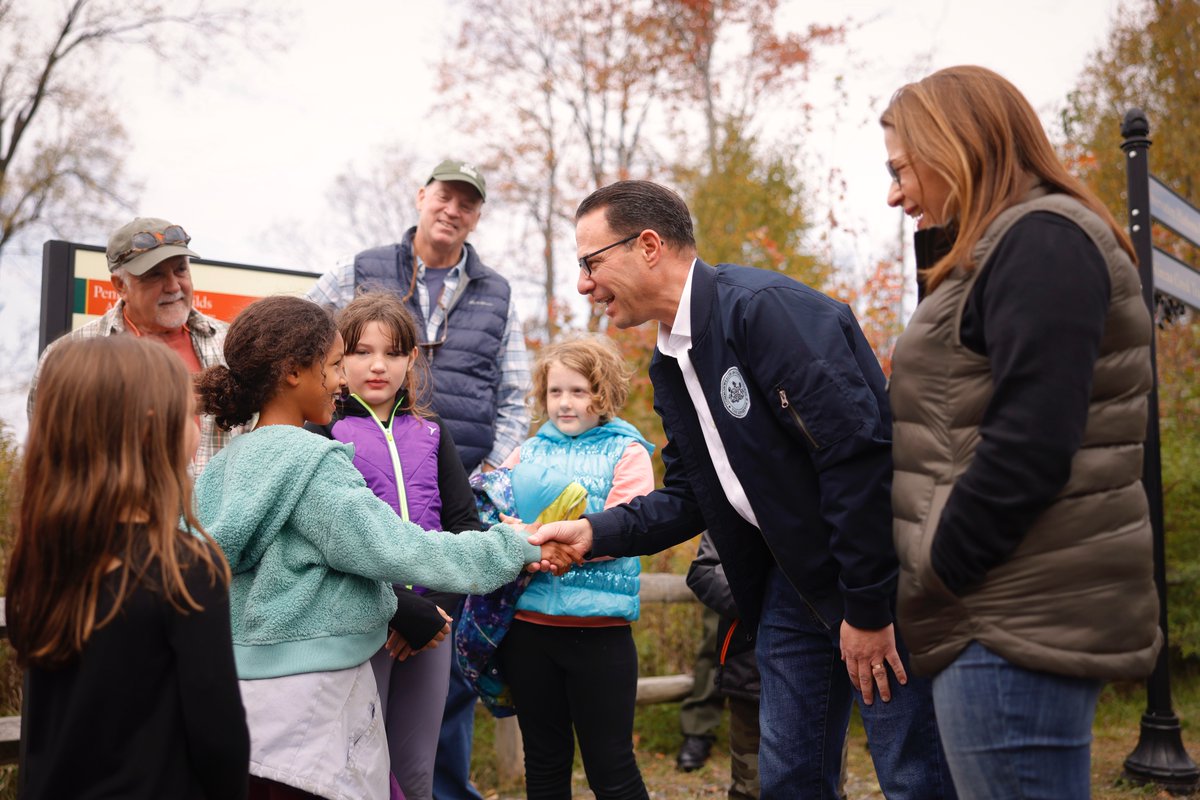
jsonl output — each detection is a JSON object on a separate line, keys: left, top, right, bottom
{"left": 194, "top": 296, "right": 566, "bottom": 800}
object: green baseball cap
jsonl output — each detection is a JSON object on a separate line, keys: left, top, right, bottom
{"left": 427, "top": 159, "right": 487, "bottom": 201}
{"left": 106, "top": 217, "right": 198, "bottom": 276}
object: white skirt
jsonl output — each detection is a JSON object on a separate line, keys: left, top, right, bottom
{"left": 239, "top": 661, "right": 390, "bottom": 800}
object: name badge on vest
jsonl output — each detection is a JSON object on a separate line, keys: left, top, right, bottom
{"left": 721, "top": 366, "right": 750, "bottom": 419}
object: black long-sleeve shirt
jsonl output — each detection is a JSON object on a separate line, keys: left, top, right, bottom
{"left": 21, "top": 542, "right": 249, "bottom": 800}
{"left": 918, "top": 212, "right": 1112, "bottom": 594}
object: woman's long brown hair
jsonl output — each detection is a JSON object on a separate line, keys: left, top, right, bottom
{"left": 7, "top": 336, "right": 230, "bottom": 669}
{"left": 881, "top": 65, "right": 1135, "bottom": 293}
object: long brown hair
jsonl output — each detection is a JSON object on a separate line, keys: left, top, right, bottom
{"left": 880, "top": 65, "right": 1135, "bottom": 292}
{"left": 337, "top": 292, "right": 432, "bottom": 418}
{"left": 7, "top": 336, "right": 230, "bottom": 669}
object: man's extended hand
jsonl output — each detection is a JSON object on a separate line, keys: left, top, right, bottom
{"left": 538, "top": 541, "right": 578, "bottom": 575}
{"left": 525, "top": 518, "right": 594, "bottom": 572}
{"left": 840, "top": 621, "right": 906, "bottom": 705}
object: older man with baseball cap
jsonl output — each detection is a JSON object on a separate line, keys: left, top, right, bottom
{"left": 307, "top": 160, "right": 530, "bottom": 800}
{"left": 307, "top": 159, "right": 530, "bottom": 476}
{"left": 29, "top": 216, "right": 236, "bottom": 473}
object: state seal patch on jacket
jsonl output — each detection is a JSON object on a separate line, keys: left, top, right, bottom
{"left": 721, "top": 366, "right": 750, "bottom": 418}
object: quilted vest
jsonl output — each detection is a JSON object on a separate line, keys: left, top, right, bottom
{"left": 516, "top": 418, "right": 652, "bottom": 621}
{"left": 889, "top": 190, "right": 1162, "bottom": 679}
{"left": 354, "top": 227, "right": 510, "bottom": 472}
{"left": 330, "top": 407, "right": 443, "bottom": 532}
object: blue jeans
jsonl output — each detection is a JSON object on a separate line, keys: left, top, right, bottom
{"left": 756, "top": 567, "right": 955, "bottom": 800}
{"left": 432, "top": 604, "right": 484, "bottom": 800}
{"left": 932, "top": 641, "right": 1102, "bottom": 800}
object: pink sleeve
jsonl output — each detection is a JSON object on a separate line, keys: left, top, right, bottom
{"left": 500, "top": 447, "right": 521, "bottom": 469}
{"left": 604, "top": 442, "right": 655, "bottom": 509}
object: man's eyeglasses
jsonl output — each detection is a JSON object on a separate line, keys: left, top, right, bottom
{"left": 578, "top": 232, "right": 640, "bottom": 276}
{"left": 114, "top": 225, "right": 190, "bottom": 265}
{"left": 886, "top": 159, "right": 903, "bottom": 185}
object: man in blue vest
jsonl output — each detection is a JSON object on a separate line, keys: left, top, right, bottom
{"left": 307, "top": 160, "right": 530, "bottom": 800}
{"left": 307, "top": 159, "right": 530, "bottom": 475}
{"left": 529, "top": 180, "right": 955, "bottom": 800}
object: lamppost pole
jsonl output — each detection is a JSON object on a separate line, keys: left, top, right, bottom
{"left": 1119, "top": 107, "right": 1199, "bottom": 794}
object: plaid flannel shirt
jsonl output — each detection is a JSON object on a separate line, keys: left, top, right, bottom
{"left": 28, "top": 300, "right": 238, "bottom": 474}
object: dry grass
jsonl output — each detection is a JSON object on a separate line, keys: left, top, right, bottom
{"left": 470, "top": 667, "right": 1200, "bottom": 799}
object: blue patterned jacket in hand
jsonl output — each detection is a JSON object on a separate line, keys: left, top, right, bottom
{"left": 455, "top": 463, "right": 587, "bottom": 717}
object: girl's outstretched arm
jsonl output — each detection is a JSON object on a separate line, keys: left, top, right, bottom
{"left": 296, "top": 448, "right": 542, "bottom": 594}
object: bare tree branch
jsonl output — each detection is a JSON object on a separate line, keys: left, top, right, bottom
{"left": 0, "top": 0, "right": 279, "bottom": 269}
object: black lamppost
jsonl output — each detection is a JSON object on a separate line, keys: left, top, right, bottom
{"left": 1119, "top": 107, "right": 1200, "bottom": 794}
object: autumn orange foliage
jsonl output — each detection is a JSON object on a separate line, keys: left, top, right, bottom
{"left": 829, "top": 257, "right": 907, "bottom": 378}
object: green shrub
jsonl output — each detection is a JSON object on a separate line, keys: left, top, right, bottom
{"left": 1164, "top": 423, "right": 1200, "bottom": 660}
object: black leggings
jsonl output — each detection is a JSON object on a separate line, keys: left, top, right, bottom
{"left": 497, "top": 620, "right": 649, "bottom": 800}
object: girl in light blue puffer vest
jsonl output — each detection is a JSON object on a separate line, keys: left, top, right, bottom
{"left": 496, "top": 335, "right": 655, "bottom": 800}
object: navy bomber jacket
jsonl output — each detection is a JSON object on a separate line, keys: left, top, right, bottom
{"left": 586, "top": 261, "right": 896, "bottom": 630}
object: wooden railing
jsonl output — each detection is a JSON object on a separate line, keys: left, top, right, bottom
{"left": 0, "top": 599, "right": 18, "bottom": 766}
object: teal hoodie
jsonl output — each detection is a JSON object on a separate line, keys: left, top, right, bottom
{"left": 195, "top": 425, "right": 541, "bottom": 680}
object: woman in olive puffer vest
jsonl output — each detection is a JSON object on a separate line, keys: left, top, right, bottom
{"left": 880, "top": 65, "right": 1162, "bottom": 800}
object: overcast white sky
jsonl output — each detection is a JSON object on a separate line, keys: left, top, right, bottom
{"left": 0, "top": 0, "right": 1127, "bottom": 440}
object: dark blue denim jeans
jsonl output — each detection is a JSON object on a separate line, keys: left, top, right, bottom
{"left": 932, "top": 641, "right": 1102, "bottom": 800}
{"left": 432, "top": 603, "right": 484, "bottom": 800}
{"left": 756, "top": 567, "right": 956, "bottom": 800}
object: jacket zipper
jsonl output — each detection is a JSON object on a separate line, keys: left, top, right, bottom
{"left": 760, "top": 388, "right": 831, "bottom": 630}
{"left": 352, "top": 394, "right": 411, "bottom": 523}
{"left": 777, "top": 388, "right": 820, "bottom": 450}
{"left": 356, "top": 395, "right": 415, "bottom": 591}
{"left": 719, "top": 619, "right": 739, "bottom": 665}
{"left": 758, "top": 532, "right": 832, "bottom": 631}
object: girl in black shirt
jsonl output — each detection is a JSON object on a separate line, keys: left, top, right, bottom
{"left": 8, "top": 336, "right": 249, "bottom": 799}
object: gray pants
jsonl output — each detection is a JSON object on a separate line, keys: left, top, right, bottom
{"left": 370, "top": 641, "right": 453, "bottom": 800}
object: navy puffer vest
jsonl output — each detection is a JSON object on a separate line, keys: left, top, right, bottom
{"left": 354, "top": 227, "right": 510, "bottom": 472}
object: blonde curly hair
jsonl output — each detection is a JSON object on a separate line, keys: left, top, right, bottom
{"left": 530, "top": 335, "right": 633, "bottom": 424}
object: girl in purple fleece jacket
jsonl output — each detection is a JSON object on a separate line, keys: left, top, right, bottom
{"left": 319, "top": 292, "right": 480, "bottom": 800}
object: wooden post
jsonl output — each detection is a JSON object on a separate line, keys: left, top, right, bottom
{"left": 494, "top": 715, "right": 524, "bottom": 786}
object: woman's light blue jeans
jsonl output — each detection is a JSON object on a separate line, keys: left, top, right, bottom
{"left": 932, "top": 641, "right": 1102, "bottom": 800}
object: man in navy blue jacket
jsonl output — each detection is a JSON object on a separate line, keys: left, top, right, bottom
{"left": 529, "top": 180, "right": 955, "bottom": 800}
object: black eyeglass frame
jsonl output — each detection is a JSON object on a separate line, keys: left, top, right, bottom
{"left": 885, "top": 159, "right": 903, "bottom": 185}
{"left": 577, "top": 232, "right": 640, "bottom": 276}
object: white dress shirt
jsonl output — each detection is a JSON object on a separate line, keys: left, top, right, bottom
{"left": 656, "top": 261, "right": 760, "bottom": 529}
